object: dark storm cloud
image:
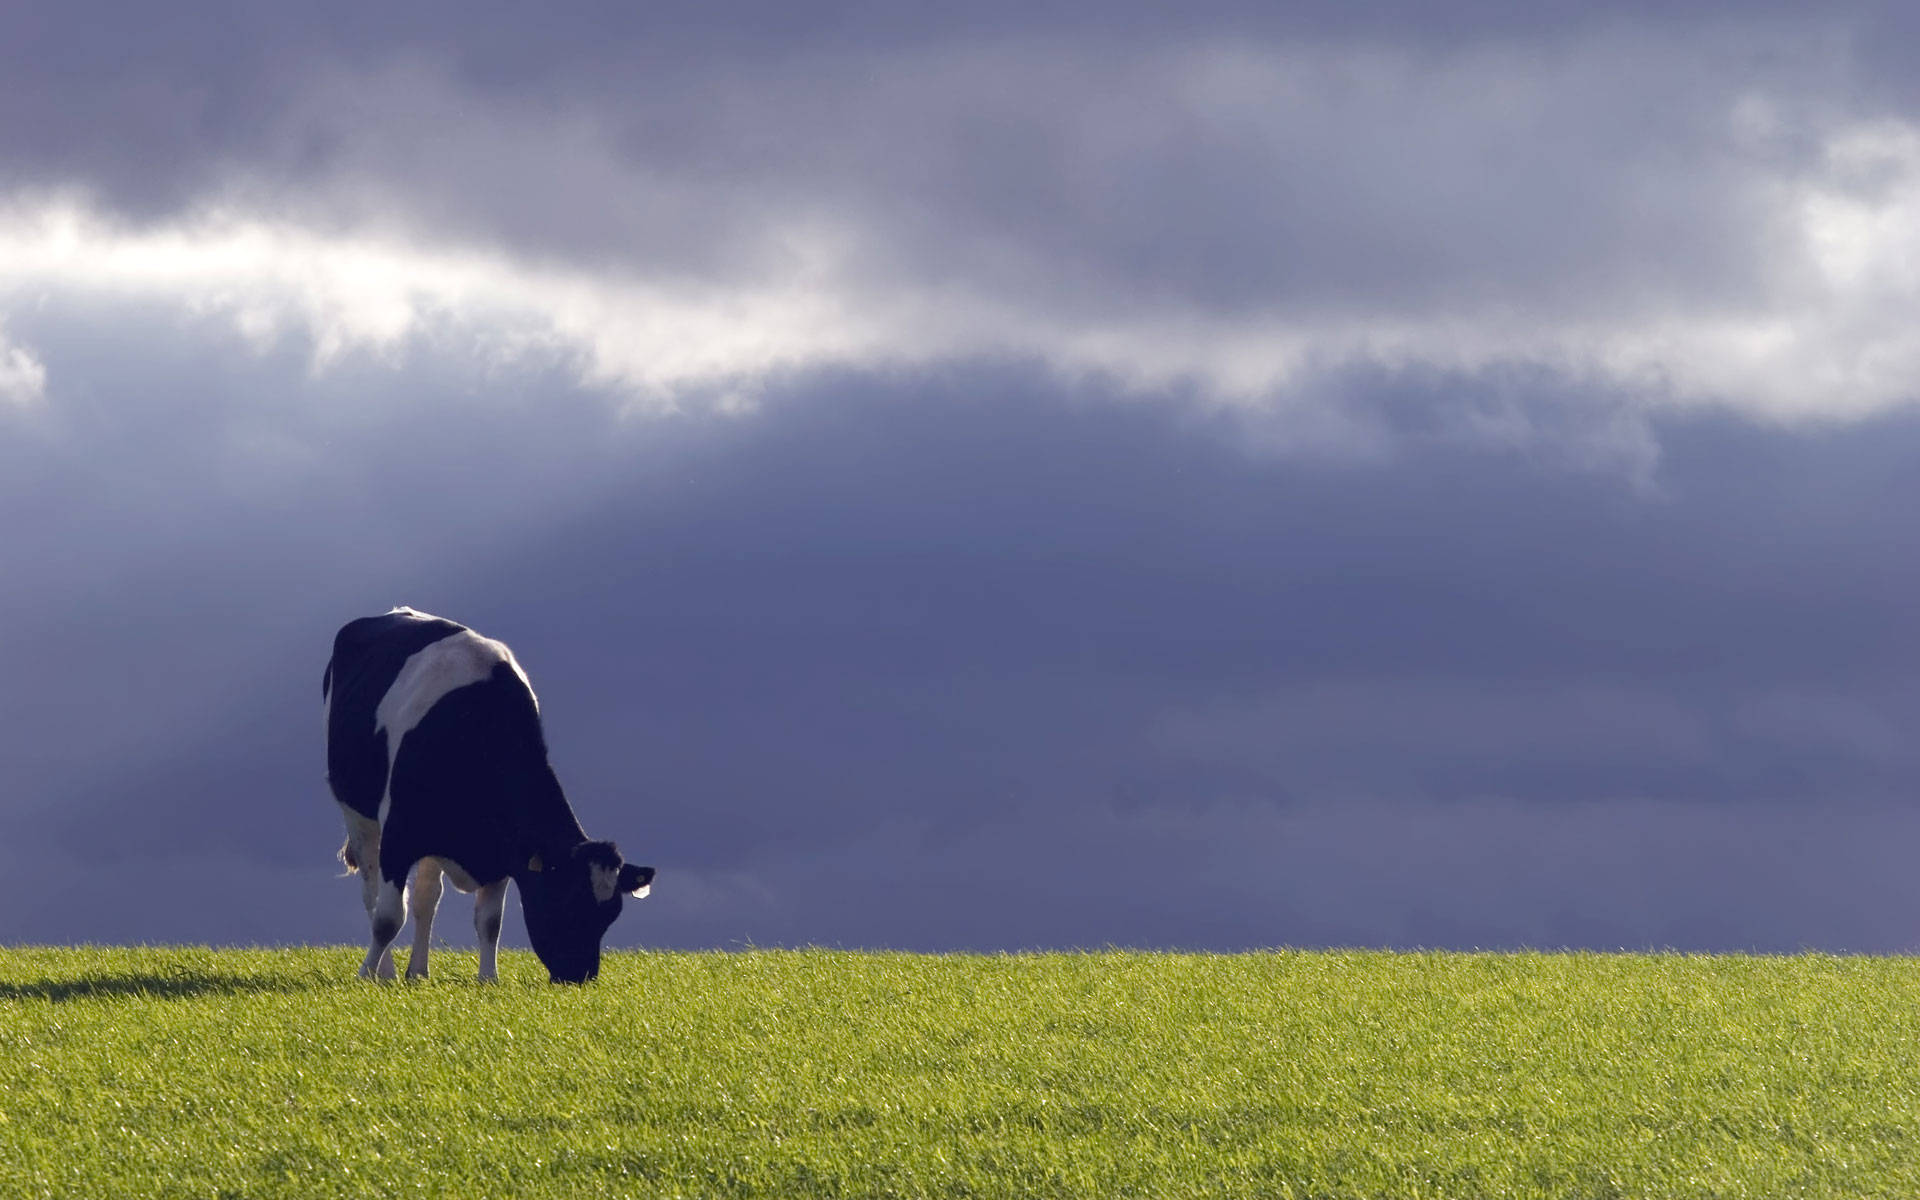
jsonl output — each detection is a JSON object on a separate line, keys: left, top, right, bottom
{"left": 0, "top": 298, "right": 639, "bottom": 832}
{"left": 711, "top": 798, "right": 1920, "bottom": 953}
{"left": 6, "top": 2, "right": 1920, "bottom": 956}
{"left": 9, "top": 338, "right": 1917, "bottom": 952}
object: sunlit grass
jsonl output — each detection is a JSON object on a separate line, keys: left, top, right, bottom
{"left": 2, "top": 947, "right": 1919, "bottom": 1197}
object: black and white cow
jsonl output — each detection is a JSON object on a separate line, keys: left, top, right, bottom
{"left": 324, "top": 607, "right": 653, "bottom": 984}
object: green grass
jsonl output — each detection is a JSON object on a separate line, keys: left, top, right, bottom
{"left": 3, "top": 948, "right": 1920, "bottom": 1198}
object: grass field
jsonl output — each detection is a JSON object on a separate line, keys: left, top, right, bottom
{"left": 3, "top": 948, "right": 1920, "bottom": 1198}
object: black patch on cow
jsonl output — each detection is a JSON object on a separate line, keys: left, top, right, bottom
{"left": 376, "top": 662, "right": 586, "bottom": 886}
{"left": 323, "top": 610, "right": 467, "bottom": 822}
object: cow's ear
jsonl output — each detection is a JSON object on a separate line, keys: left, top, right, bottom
{"left": 618, "top": 864, "right": 655, "bottom": 899}
{"left": 526, "top": 853, "right": 544, "bottom": 873}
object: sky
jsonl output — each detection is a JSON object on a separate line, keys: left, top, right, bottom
{"left": 4, "top": 1, "right": 1920, "bottom": 954}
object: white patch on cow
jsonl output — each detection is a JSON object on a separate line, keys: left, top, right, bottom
{"left": 628, "top": 881, "right": 652, "bottom": 900}
{"left": 372, "top": 623, "right": 536, "bottom": 824}
{"left": 589, "top": 861, "right": 619, "bottom": 904}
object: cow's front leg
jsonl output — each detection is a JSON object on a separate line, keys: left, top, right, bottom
{"left": 359, "top": 877, "right": 403, "bottom": 981}
{"left": 474, "top": 879, "right": 509, "bottom": 983}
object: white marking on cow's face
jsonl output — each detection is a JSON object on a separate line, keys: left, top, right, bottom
{"left": 589, "top": 861, "right": 619, "bottom": 905}
{"left": 372, "top": 627, "right": 539, "bottom": 826}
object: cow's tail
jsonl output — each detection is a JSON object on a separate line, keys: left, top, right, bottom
{"left": 339, "top": 836, "right": 361, "bottom": 876}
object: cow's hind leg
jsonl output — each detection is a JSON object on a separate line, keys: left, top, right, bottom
{"left": 359, "top": 876, "right": 403, "bottom": 981}
{"left": 406, "top": 859, "right": 443, "bottom": 981}
{"left": 340, "top": 805, "right": 398, "bottom": 981}
{"left": 474, "top": 879, "right": 509, "bottom": 983}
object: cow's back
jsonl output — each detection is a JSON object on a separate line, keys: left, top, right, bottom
{"left": 325, "top": 608, "right": 467, "bottom": 820}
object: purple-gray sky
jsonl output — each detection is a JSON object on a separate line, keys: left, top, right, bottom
{"left": 4, "top": 1, "right": 1920, "bottom": 953}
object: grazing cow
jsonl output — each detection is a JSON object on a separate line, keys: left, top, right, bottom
{"left": 324, "top": 607, "right": 654, "bottom": 984}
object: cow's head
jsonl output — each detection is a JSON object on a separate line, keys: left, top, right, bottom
{"left": 517, "top": 839, "right": 655, "bottom": 984}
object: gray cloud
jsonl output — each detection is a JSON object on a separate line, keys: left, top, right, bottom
{"left": 217, "top": 28, "right": 1847, "bottom": 334}
{"left": 5, "top": 338, "right": 1916, "bottom": 950}
{"left": 5, "top": 3, "right": 1920, "bottom": 955}
{"left": 9, "top": 4, "right": 1920, "bottom": 433}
